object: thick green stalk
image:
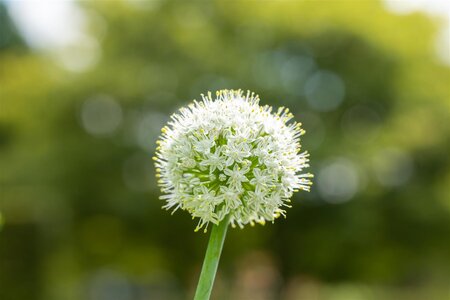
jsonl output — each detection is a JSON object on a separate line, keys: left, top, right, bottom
{"left": 193, "top": 215, "right": 230, "bottom": 300}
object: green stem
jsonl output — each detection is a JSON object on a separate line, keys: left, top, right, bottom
{"left": 194, "top": 215, "right": 230, "bottom": 300}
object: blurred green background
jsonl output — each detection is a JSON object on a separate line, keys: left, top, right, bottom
{"left": 1, "top": 1, "right": 449, "bottom": 299}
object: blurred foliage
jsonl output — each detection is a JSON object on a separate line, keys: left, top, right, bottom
{"left": 1, "top": 1, "right": 450, "bottom": 300}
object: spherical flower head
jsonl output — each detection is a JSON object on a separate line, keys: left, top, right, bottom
{"left": 154, "top": 90, "right": 313, "bottom": 232}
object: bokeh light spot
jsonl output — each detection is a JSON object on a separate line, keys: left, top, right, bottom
{"left": 317, "top": 158, "right": 360, "bottom": 204}
{"left": 55, "top": 35, "right": 101, "bottom": 72}
{"left": 133, "top": 111, "right": 167, "bottom": 152}
{"left": 305, "top": 70, "right": 345, "bottom": 112}
{"left": 81, "top": 95, "right": 123, "bottom": 137}
{"left": 87, "top": 269, "right": 132, "bottom": 300}
{"left": 280, "top": 55, "right": 316, "bottom": 95}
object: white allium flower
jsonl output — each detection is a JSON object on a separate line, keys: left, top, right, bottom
{"left": 154, "top": 89, "right": 313, "bottom": 232}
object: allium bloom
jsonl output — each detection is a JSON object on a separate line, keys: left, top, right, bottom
{"left": 154, "top": 90, "right": 312, "bottom": 232}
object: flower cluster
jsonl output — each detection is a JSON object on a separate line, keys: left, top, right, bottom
{"left": 154, "top": 90, "right": 312, "bottom": 232}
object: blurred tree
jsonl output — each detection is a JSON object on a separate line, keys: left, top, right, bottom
{"left": 0, "top": 2, "right": 26, "bottom": 51}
